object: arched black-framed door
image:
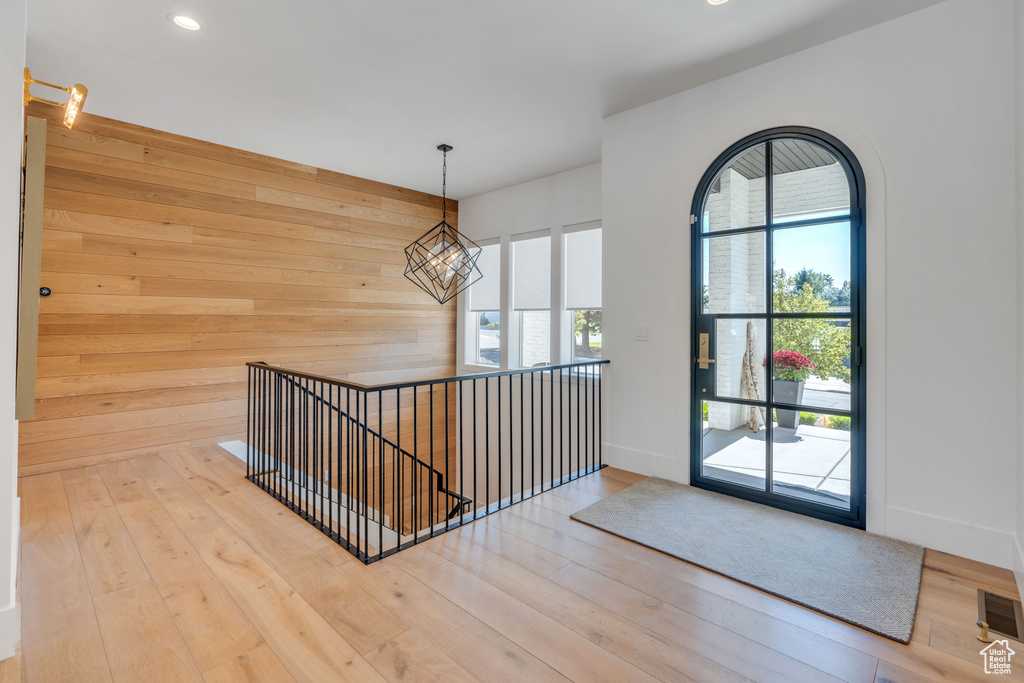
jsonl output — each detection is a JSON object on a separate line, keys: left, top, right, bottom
{"left": 690, "top": 127, "right": 866, "bottom": 528}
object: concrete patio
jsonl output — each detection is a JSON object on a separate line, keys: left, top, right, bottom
{"left": 801, "top": 376, "right": 851, "bottom": 412}
{"left": 702, "top": 420, "right": 851, "bottom": 509}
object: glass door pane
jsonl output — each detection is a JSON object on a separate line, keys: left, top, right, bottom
{"left": 771, "top": 318, "right": 850, "bottom": 412}
{"left": 702, "top": 233, "right": 766, "bottom": 314}
{"left": 715, "top": 319, "right": 766, "bottom": 402}
{"left": 701, "top": 400, "right": 766, "bottom": 490}
{"left": 771, "top": 410, "right": 851, "bottom": 509}
{"left": 703, "top": 144, "right": 767, "bottom": 232}
{"left": 771, "top": 139, "right": 850, "bottom": 224}
{"left": 771, "top": 222, "right": 851, "bottom": 313}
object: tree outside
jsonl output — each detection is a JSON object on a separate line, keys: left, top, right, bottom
{"left": 573, "top": 309, "right": 602, "bottom": 359}
{"left": 773, "top": 269, "right": 850, "bottom": 383}
{"left": 791, "top": 267, "right": 850, "bottom": 308}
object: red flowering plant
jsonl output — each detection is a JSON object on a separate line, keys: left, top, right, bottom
{"left": 766, "top": 350, "right": 816, "bottom": 382}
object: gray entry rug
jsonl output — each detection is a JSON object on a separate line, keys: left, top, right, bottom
{"left": 571, "top": 477, "right": 924, "bottom": 643}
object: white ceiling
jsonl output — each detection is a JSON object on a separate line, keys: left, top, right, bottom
{"left": 26, "top": 0, "right": 943, "bottom": 199}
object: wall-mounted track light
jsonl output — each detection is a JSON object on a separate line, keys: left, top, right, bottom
{"left": 23, "top": 68, "right": 88, "bottom": 129}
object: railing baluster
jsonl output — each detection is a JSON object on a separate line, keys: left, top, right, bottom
{"left": 587, "top": 365, "right": 592, "bottom": 473}
{"left": 396, "top": 388, "right": 402, "bottom": 542}
{"left": 261, "top": 369, "right": 266, "bottom": 485}
{"left": 246, "top": 365, "right": 252, "bottom": 479}
{"left": 569, "top": 368, "right": 574, "bottom": 481}
{"left": 443, "top": 382, "right": 449, "bottom": 526}
{"left": 354, "top": 390, "right": 361, "bottom": 557}
{"left": 519, "top": 372, "right": 524, "bottom": 504}
{"left": 577, "top": 366, "right": 585, "bottom": 479}
{"left": 586, "top": 365, "right": 590, "bottom": 473}
{"left": 549, "top": 368, "right": 554, "bottom": 493}
{"left": 364, "top": 389, "right": 372, "bottom": 561}
{"left": 473, "top": 378, "right": 478, "bottom": 521}
{"left": 508, "top": 373, "right": 513, "bottom": 505}
{"left": 496, "top": 376, "right": 501, "bottom": 511}
{"left": 485, "top": 377, "right": 490, "bottom": 514}
{"left": 346, "top": 387, "right": 352, "bottom": 552}
{"left": 291, "top": 376, "right": 296, "bottom": 511}
{"left": 429, "top": 384, "right": 435, "bottom": 535}
{"left": 413, "top": 386, "right": 419, "bottom": 545}
{"left": 378, "top": 389, "right": 384, "bottom": 562}
{"left": 459, "top": 379, "right": 465, "bottom": 527}
{"left": 532, "top": 369, "right": 537, "bottom": 498}
{"left": 560, "top": 367, "right": 565, "bottom": 485}
{"left": 593, "top": 365, "right": 598, "bottom": 471}
{"left": 272, "top": 372, "right": 278, "bottom": 500}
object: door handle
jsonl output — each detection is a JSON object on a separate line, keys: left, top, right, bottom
{"left": 696, "top": 332, "right": 716, "bottom": 370}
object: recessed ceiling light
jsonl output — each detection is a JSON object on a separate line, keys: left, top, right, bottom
{"left": 169, "top": 14, "right": 201, "bottom": 30}
{"left": 707, "top": 0, "right": 730, "bottom": 5}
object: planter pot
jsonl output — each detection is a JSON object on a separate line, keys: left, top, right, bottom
{"left": 773, "top": 379, "right": 804, "bottom": 429}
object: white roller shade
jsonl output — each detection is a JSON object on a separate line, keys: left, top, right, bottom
{"left": 513, "top": 236, "right": 551, "bottom": 311}
{"left": 565, "top": 228, "right": 602, "bottom": 309}
{"left": 468, "top": 243, "right": 500, "bottom": 311}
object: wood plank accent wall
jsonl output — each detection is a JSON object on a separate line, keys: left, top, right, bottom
{"left": 19, "top": 103, "right": 457, "bottom": 476}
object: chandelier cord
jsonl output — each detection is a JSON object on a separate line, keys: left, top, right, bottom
{"left": 441, "top": 148, "right": 447, "bottom": 222}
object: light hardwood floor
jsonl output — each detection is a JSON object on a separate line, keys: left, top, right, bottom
{"left": 5, "top": 445, "right": 1018, "bottom": 682}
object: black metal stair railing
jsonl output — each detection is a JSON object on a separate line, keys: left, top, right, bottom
{"left": 246, "top": 358, "right": 609, "bottom": 564}
{"left": 276, "top": 372, "right": 472, "bottom": 524}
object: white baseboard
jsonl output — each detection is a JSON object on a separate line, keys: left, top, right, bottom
{"left": 0, "top": 496, "right": 18, "bottom": 661}
{"left": 1013, "top": 533, "right": 1024, "bottom": 599}
{"left": 886, "top": 505, "right": 1014, "bottom": 569}
{"left": 0, "top": 602, "right": 17, "bottom": 661}
{"left": 603, "top": 443, "right": 687, "bottom": 483}
{"left": 0, "top": 499, "right": 20, "bottom": 661}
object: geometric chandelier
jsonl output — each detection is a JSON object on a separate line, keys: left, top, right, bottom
{"left": 404, "top": 144, "right": 483, "bottom": 305}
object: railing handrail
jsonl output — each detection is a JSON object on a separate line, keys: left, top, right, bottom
{"left": 273, "top": 370, "right": 471, "bottom": 510}
{"left": 247, "top": 359, "right": 609, "bottom": 393}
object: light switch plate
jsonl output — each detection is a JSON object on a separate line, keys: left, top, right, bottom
{"left": 633, "top": 325, "right": 649, "bottom": 342}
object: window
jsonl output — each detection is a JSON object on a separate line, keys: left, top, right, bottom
{"left": 513, "top": 234, "right": 550, "bottom": 367}
{"left": 467, "top": 242, "right": 500, "bottom": 366}
{"left": 565, "top": 227, "right": 602, "bottom": 361}
{"left": 461, "top": 224, "right": 603, "bottom": 370}
{"left": 474, "top": 311, "right": 500, "bottom": 366}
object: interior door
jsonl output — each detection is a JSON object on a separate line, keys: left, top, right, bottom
{"left": 16, "top": 116, "right": 46, "bottom": 420}
{"left": 690, "top": 129, "right": 866, "bottom": 528}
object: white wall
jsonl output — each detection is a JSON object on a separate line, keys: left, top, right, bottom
{"left": 1015, "top": 0, "right": 1024, "bottom": 591}
{"left": 603, "top": 0, "right": 1018, "bottom": 568}
{"left": 458, "top": 163, "right": 601, "bottom": 371}
{"left": 0, "top": 0, "right": 26, "bottom": 659}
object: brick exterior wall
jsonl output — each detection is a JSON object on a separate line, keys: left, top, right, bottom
{"left": 521, "top": 311, "right": 550, "bottom": 367}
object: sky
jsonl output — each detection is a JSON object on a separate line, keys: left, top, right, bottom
{"left": 773, "top": 221, "right": 850, "bottom": 284}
